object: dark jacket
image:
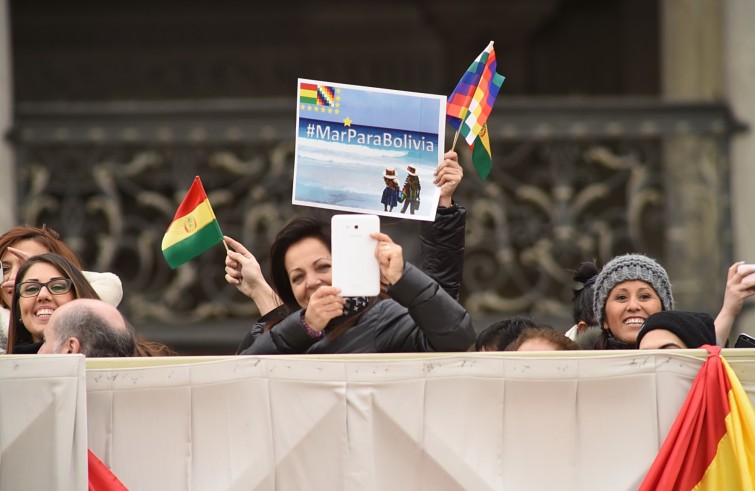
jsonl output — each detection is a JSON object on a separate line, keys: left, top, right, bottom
{"left": 237, "top": 205, "right": 472, "bottom": 354}
{"left": 237, "top": 263, "right": 474, "bottom": 354}
{"left": 420, "top": 204, "right": 465, "bottom": 301}
{"left": 12, "top": 341, "right": 43, "bottom": 354}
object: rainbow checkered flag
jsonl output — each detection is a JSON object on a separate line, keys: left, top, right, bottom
{"left": 446, "top": 41, "right": 505, "bottom": 180}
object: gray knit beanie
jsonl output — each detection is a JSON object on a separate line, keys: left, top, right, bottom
{"left": 593, "top": 254, "right": 674, "bottom": 329}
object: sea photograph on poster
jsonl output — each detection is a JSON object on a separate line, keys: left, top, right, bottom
{"left": 293, "top": 79, "right": 446, "bottom": 221}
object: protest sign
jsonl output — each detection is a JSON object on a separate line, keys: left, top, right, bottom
{"left": 294, "top": 79, "right": 446, "bottom": 221}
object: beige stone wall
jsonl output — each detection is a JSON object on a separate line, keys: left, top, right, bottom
{"left": 662, "top": 0, "right": 755, "bottom": 337}
{"left": 661, "top": 0, "right": 728, "bottom": 316}
{"left": 0, "top": 0, "right": 15, "bottom": 231}
{"left": 726, "top": 0, "right": 755, "bottom": 336}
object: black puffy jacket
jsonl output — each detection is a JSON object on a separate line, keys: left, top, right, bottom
{"left": 420, "top": 204, "right": 466, "bottom": 301}
{"left": 236, "top": 205, "right": 471, "bottom": 354}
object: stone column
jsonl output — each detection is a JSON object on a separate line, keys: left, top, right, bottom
{"left": 725, "top": 0, "right": 755, "bottom": 336}
{"left": 661, "top": 0, "right": 729, "bottom": 317}
{"left": 0, "top": 0, "right": 15, "bottom": 231}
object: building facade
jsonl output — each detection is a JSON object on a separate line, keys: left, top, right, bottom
{"left": 2, "top": 0, "right": 754, "bottom": 353}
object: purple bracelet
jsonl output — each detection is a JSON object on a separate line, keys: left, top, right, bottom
{"left": 301, "top": 311, "right": 323, "bottom": 339}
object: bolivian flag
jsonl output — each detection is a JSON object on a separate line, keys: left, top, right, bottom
{"left": 639, "top": 345, "right": 755, "bottom": 490}
{"left": 300, "top": 82, "right": 336, "bottom": 106}
{"left": 161, "top": 176, "right": 224, "bottom": 269}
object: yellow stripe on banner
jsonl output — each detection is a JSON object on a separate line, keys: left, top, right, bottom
{"left": 161, "top": 199, "right": 217, "bottom": 250}
{"left": 694, "top": 363, "right": 755, "bottom": 490}
{"left": 301, "top": 89, "right": 317, "bottom": 99}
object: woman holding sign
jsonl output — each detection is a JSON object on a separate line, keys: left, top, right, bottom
{"left": 225, "top": 151, "right": 473, "bottom": 354}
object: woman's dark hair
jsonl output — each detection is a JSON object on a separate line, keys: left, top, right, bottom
{"left": 7, "top": 253, "right": 100, "bottom": 353}
{"left": 572, "top": 261, "right": 599, "bottom": 326}
{"left": 269, "top": 216, "right": 331, "bottom": 310}
{"left": 475, "top": 316, "right": 540, "bottom": 351}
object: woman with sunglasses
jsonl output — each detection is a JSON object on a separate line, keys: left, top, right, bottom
{"left": 6, "top": 253, "right": 100, "bottom": 354}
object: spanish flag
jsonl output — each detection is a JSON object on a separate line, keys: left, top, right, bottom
{"left": 161, "top": 176, "right": 224, "bottom": 269}
{"left": 639, "top": 345, "right": 755, "bottom": 490}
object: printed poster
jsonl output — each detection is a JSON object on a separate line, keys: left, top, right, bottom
{"left": 293, "top": 79, "right": 446, "bottom": 221}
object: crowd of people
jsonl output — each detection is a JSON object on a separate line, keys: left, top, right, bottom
{"left": 3, "top": 151, "right": 754, "bottom": 357}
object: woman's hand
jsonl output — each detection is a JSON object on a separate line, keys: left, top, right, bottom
{"left": 435, "top": 151, "right": 463, "bottom": 208}
{"left": 224, "top": 236, "right": 280, "bottom": 315}
{"left": 1, "top": 247, "right": 34, "bottom": 292}
{"left": 715, "top": 261, "right": 755, "bottom": 345}
{"left": 303, "top": 285, "right": 346, "bottom": 332}
{"left": 372, "top": 232, "right": 404, "bottom": 285}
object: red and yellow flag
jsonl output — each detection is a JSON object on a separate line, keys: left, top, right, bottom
{"left": 639, "top": 345, "right": 755, "bottom": 490}
{"left": 161, "top": 176, "right": 224, "bottom": 269}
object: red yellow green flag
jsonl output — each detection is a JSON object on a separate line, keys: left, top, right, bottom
{"left": 300, "top": 82, "right": 336, "bottom": 106}
{"left": 639, "top": 345, "right": 755, "bottom": 491}
{"left": 161, "top": 176, "right": 224, "bottom": 269}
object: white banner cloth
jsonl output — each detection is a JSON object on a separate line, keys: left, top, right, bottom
{"left": 84, "top": 351, "right": 732, "bottom": 491}
{"left": 0, "top": 354, "right": 88, "bottom": 490}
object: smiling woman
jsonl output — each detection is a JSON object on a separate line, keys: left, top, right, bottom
{"left": 0, "top": 226, "right": 83, "bottom": 310}
{"left": 592, "top": 254, "right": 675, "bottom": 350}
{"left": 223, "top": 151, "right": 475, "bottom": 354}
{"left": 6, "top": 253, "right": 100, "bottom": 354}
{"left": 0, "top": 226, "right": 125, "bottom": 354}
{"left": 227, "top": 215, "right": 474, "bottom": 354}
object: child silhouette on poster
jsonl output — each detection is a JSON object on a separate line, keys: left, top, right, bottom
{"left": 381, "top": 167, "right": 400, "bottom": 212}
{"left": 400, "top": 165, "right": 421, "bottom": 215}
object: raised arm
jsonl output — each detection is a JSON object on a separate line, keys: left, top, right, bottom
{"left": 373, "top": 231, "right": 475, "bottom": 352}
{"left": 435, "top": 150, "right": 463, "bottom": 208}
{"left": 714, "top": 261, "right": 755, "bottom": 345}
{"left": 376, "top": 263, "right": 475, "bottom": 352}
{"left": 420, "top": 151, "right": 466, "bottom": 300}
{"left": 224, "top": 236, "right": 281, "bottom": 316}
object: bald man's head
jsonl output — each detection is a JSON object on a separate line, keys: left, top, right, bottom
{"left": 60, "top": 298, "right": 127, "bottom": 330}
{"left": 38, "top": 299, "right": 135, "bottom": 357}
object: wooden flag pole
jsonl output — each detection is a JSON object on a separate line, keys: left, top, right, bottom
{"left": 451, "top": 126, "right": 462, "bottom": 152}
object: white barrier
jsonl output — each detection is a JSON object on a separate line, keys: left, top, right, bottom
{"left": 0, "top": 355, "right": 88, "bottom": 491}
{"left": 5, "top": 350, "right": 755, "bottom": 491}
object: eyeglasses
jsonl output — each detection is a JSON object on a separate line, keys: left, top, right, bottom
{"left": 18, "top": 279, "right": 73, "bottom": 298}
